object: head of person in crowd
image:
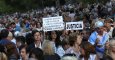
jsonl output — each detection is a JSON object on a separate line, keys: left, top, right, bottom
{"left": 14, "top": 17, "right": 19, "bottom": 23}
{"left": 36, "top": 22, "right": 42, "bottom": 29}
{"left": 0, "top": 52, "right": 7, "bottom": 60}
{"left": 5, "top": 42, "right": 19, "bottom": 60}
{"left": 30, "top": 21, "right": 37, "bottom": 30}
{"left": 15, "top": 36, "right": 25, "bottom": 48}
{"left": 32, "top": 30, "right": 42, "bottom": 43}
{"left": 0, "top": 29, "right": 13, "bottom": 41}
{"left": 29, "top": 48, "right": 44, "bottom": 60}
{"left": 108, "top": 38, "right": 115, "bottom": 59}
{"left": 48, "top": 31, "right": 57, "bottom": 41}
{"left": 10, "top": 22, "right": 16, "bottom": 29}
{"left": 104, "top": 18, "right": 113, "bottom": 31}
{"left": 82, "top": 30, "right": 90, "bottom": 42}
{"left": 42, "top": 40, "right": 55, "bottom": 55}
{"left": 65, "top": 32, "right": 82, "bottom": 58}
{"left": 62, "top": 30, "right": 69, "bottom": 36}
{"left": 19, "top": 44, "right": 28, "bottom": 60}
{"left": 48, "top": 31, "right": 61, "bottom": 47}
{"left": 26, "top": 30, "right": 42, "bottom": 53}
{"left": 95, "top": 21, "right": 104, "bottom": 35}
{"left": 69, "top": 32, "right": 82, "bottom": 47}
{"left": 42, "top": 40, "right": 60, "bottom": 60}
{"left": 103, "top": 26, "right": 108, "bottom": 32}
{"left": 61, "top": 39, "right": 70, "bottom": 51}
{"left": 25, "top": 33, "right": 34, "bottom": 46}
{"left": 6, "top": 24, "right": 12, "bottom": 32}
{"left": 80, "top": 42, "right": 96, "bottom": 60}
{"left": 7, "top": 31, "right": 13, "bottom": 41}
{"left": 61, "top": 54, "right": 78, "bottom": 60}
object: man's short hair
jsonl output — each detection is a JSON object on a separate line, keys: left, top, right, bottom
{"left": 0, "top": 29, "right": 9, "bottom": 39}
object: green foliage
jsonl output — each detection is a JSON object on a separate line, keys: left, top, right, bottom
{"left": 0, "top": 0, "right": 13, "bottom": 14}
{"left": 0, "top": 0, "right": 57, "bottom": 14}
{"left": 0, "top": 0, "right": 107, "bottom": 14}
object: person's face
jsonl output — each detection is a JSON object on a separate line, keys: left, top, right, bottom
{"left": 63, "top": 30, "right": 68, "bottom": 35}
{"left": 12, "top": 24, "right": 16, "bottom": 28}
{"left": 97, "top": 27, "right": 104, "bottom": 35}
{"left": 51, "top": 31, "right": 57, "bottom": 39}
{"left": 76, "top": 35, "right": 82, "bottom": 45}
{"left": 34, "top": 32, "right": 41, "bottom": 41}
{"left": 64, "top": 44, "right": 70, "bottom": 50}
{"left": 20, "top": 48, "right": 26, "bottom": 59}
{"left": 37, "top": 23, "right": 41, "bottom": 28}
{"left": 14, "top": 18, "right": 18, "bottom": 23}
{"left": 102, "top": 27, "right": 107, "bottom": 32}
{"left": 104, "top": 22, "right": 111, "bottom": 28}
{"left": 16, "top": 41, "right": 22, "bottom": 48}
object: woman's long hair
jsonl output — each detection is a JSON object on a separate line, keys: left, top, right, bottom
{"left": 48, "top": 31, "right": 62, "bottom": 48}
{"left": 42, "top": 40, "right": 55, "bottom": 55}
{"left": 80, "top": 42, "right": 96, "bottom": 59}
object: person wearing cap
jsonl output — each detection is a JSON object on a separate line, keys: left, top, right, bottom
{"left": 88, "top": 21, "right": 109, "bottom": 59}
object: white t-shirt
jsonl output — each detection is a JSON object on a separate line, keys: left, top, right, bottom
{"left": 56, "top": 46, "right": 65, "bottom": 57}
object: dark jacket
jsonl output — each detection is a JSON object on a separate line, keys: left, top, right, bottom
{"left": 44, "top": 53, "right": 60, "bottom": 60}
{"left": 27, "top": 43, "right": 35, "bottom": 52}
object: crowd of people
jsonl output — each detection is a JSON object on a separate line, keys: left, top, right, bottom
{"left": 0, "top": 0, "right": 115, "bottom": 60}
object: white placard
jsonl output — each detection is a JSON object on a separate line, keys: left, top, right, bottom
{"left": 66, "top": 21, "right": 83, "bottom": 30}
{"left": 43, "top": 16, "right": 64, "bottom": 31}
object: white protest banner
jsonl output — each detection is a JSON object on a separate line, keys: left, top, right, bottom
{"left": 66, "top": 21, "right": 83, "bottom": 30}
{"left": 43, "top": 16, "right": 64, "bottom": 31}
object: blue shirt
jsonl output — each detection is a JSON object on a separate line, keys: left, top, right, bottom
{"left": 0, "top": 39, "right": 16, "bottom": 49}
{"left": 88, "top": 31, "right": 109, "bottom": 53}
{"left": 25, "top": 22, "right": 30, "bottom": 29}
{"left": 0, "top": 39, "right": 11, "bottom": 45}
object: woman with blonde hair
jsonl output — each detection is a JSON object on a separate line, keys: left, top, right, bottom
{"left": 0, "top": 52, "right": 7, "bottom": 60}
{"left": 42, "top": 40, "right": 55, "bottom": 55}
{"left": 42, "top": 40, "right": 60, "bottom": 60}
